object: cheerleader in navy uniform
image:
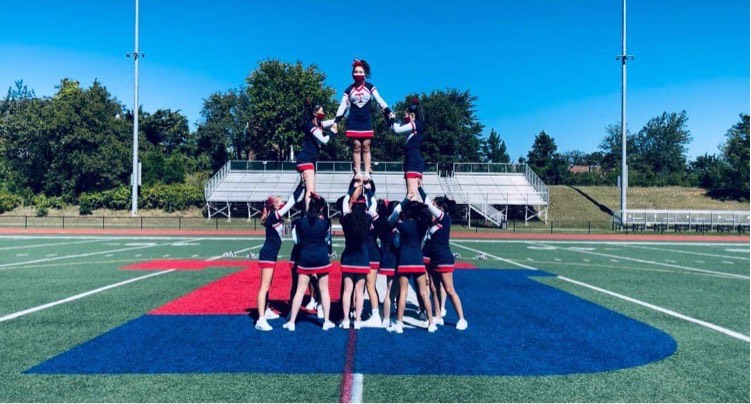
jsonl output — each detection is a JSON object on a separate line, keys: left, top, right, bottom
{"left": 297, "top": 100, "right": 337, "bottom": 206}
{"left": 284, "top": 194, "right": 336, "bottom": 331}
{"left": 255, "top": 182, "right": 305, "bottom": 331}
{"left": 422, "top": 189, "right": 467, "bottom": 330}
{"left": 335, "top": 59, "right": 394, "bottom": 177}
{"left": 289, "top": 218, "right": 322, "bottom": 319}
{"left": 377, "top": 199, "right": 400, "bottom": 329}
{"left": 388, "top": 195, "right": 437, "bottom": 334}
{"left": 337, "top": 175, "right": 377, "bottom": 329}
{"left": 391, "top": 98, "right": 425, "bottom": 196}
{"left": 362, "top": 179, "right": 383, "bottom": 326}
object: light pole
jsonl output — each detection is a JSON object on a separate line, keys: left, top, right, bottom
{"left": 616, "top": 0, "right": 634, "bottom": 226}
{"left": 127, "top": 0, "right": 145, "bottom": 216}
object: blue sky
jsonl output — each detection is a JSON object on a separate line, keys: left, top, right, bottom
{"left": 0, "top": 0, "right": 747, "bottom": 160}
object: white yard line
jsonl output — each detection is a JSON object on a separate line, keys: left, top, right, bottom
{"left": 0, "top": 241, "right": 181, "bottom": 271}
{"left": 543, "top": 244, "right": 749, "bottom": 280}
{"left": 0, "top": 244, "right": 261, "bottom": 323}
{"left": 0, "top": 238, "right": 105, "bottom": 251}
{"left": 450, "top": 241, "right": 751, "bottom": 343}
{"left": 0, "top": 270, "right": 175, "bottom": 323}
{"left": 622, "top": 244, "right": 750, "bottom": 261}
{"left": 447, "top": 239, "right": 747, "bottom": 246}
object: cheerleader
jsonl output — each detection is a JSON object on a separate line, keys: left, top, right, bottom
{"left": 255, "top": 183, "right": 305, "bottom": 331}
{"left": 391, "top": 98, "right": 425, "bottom": 196}
{"left": 363, "top": 179, "right": 383, "bottom": 326}
{"left": 376, "top": 199, "right": 400, "bottom": 329}
{"left": 284, "top": 194, "right": 335, "bottom": 331}
{"left": 388, "top": 195, "right": 437, "bottom": 334}
{"left": 334, "top": 59, "right": 394, "bottom": 177}
{"left": 289, "top": 218, "right": 322, "bottom": 319}
{"left": 338, "top": 175, "right": 377, "bottom": 329}
{"left": 297, "top": 100, "right": 337, "bottom": 206}
{"left": 421, "top": 189, "right": 467, "bottom": 330}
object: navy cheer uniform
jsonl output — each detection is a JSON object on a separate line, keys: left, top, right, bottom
{"left": 378, "top": 224, "right": 398, "bottom": 276}
{"left": 340, "top": 212, "right": 373, "bottom": 274}
{"left": 296, "top": 216, "right": 332, "bottom": 274}
{"left": 258, "top": 186, "right": 302, "bottom": 270}
{"left": 335, "top": 82, "right": 390, "bottom": 139}
{"left": 392, "top": 120, "right": 425, "bottom": 179}
{"left": 289, "top": 218, "right": 301, "bottom": 271}
{"left": 395, "top": 218, "right": 428, "bottom": 274}
{"left": 427, "top": 207, "right": 455, "bottom": 272}
{"left": 296, "top": 120, "right": 334, "bottom": 172}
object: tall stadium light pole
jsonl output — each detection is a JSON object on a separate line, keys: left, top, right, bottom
{"left": 127, "top": 0, "right": 145, "bottom": 215}
{"left": 617, "top": 0, "right": 634, "bottom": 226}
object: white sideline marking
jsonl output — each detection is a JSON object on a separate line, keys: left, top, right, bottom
{"left": 0, "top": 238, "right": 104, "bottom": 251}
{"left": 45, "top": 254, "right": 58, "bottom": 257}
{"left": 450, "top": 243, "right": 536, "bottom": 270}
{"left": 443, "top": 239, "right": 749, "bottom": 246}
{"left": 450, "top": 241, "right": 751, "bottom": 343}
{"left": 624, "top": 244, "right": 750, "bottom": 261}
{"left": 16, "top": 254, "right": 28, "bottom": 257}
{"left": 351, "top": 373, "right": 363, "bottom": 403}
{"left": 547, "top": 245, "right": 750, "bottom": 280}
{"left": 0, "top": 240, "right": 189, "bottom": 271}
{"left": 557, "top": 276, "right": 751, "bottom": 343}
{"left": 0, "top": 245, "right": 259, "bottom": 323}
{"left": 725, "top": 248, "right": 750, "bottom": 253}
{"left": 0, "top": 270, "right": 175, "bottom": 323}
{"left": 695, "top": 260, "right": 704, "bottom": 263}
{"left": 722, "top": 261, "right": 735, "bottom": 265}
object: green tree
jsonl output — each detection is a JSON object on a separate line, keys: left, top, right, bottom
{"left": 245, "top": 60, "right": 338, "bottom": 161}
{"left": 482, "top": 129, "right": 510, "bottom": 163}
{"left": 635, "top": 110, "right": 692, "bottom": 184}
{"left": 527, "top": 130, "right": 557, "bottom": 170}
{"left": 194, "top": 91, "right": 241, "bottom": 171}
{"left": 598, "top": 123, "right": 637, "bottom": 171}
{"left": 141, "top": 109, "right": 191, "bottom": 154}
{"left": 710, "top": 114, "right": 750, "bottom": 199}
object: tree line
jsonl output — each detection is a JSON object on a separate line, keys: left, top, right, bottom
{"left": 0, "top": 59, "right": 748, "bottom": 213}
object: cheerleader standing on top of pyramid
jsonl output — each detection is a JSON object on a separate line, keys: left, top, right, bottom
{"left": 297, "top": 99, "right": 337, "bottom": 206}
{"left": 391, "top": 97, "right": 425, "bottom": 197}
{"left": 254, "top": 182, "right": 306, "bottom": 331}
{"left": 334, "top": 59, "right": 395, "bottom": 177}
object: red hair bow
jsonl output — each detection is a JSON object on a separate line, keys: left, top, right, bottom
{"left": 412, "top": 97, "right": 420, "bottom": 105}
{"left": 352, "top": 59, "right": 364, "bottom": 67}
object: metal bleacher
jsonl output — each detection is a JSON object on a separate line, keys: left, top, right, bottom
{"left": 204, "top": 160, "right": 549, "bottom": 226}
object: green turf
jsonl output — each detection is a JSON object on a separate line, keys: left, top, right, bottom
{"left": 0, "top": 236, "right": 748, "bottom": 402}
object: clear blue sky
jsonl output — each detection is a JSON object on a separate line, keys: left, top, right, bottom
{"left": 0, "top": 0, "right": 747, "bottom": 160}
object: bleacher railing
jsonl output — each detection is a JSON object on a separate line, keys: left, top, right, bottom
{"left": 452, "top": 163, "right": 550, "bottom": 205}
{"left": 613, "top": 210, "right": 751, "bottom": 228}
{"left": 204, "top": 160, "right": 232, "bottom": 200}
{"left": 221, "top": 160, "right": 438, "bottom": 173}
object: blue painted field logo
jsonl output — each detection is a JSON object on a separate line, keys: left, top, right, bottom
{"left": 27, "top": 268, "right": 677, "bottom": 376}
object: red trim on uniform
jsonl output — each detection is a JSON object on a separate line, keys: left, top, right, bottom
{"left": 369, "top": 262, "right": 380, "bottom": 270}
{"left": 297, "top": 163, "right": 314, "bottom": 172}
{"left": 346, "top": 130, "right": 374, "bottom": 139}
{"left": 378, "top": 267, "right": 395, "bottom": 275}
{"left": 310, "top": 126, "right": 318, "bottom": 134}
{"left": 405, "top": 172, "right": 423, "bottom": 179}
{"left": 259, "top": 260, "right": 276, "bottom": 269}
{"left": 298, "top": 263, "right": 331, "bottom": 275}
{"left": 397, "top": 264, "right": 426, "bottom": 274}
{"left": 341, "top": 265, "right": 371, "bottom": 274}
{"left": 434, "top": 264, "right": 455, "bottom": 273}
{"left": 422, "top": 256, "right": 431, "bottom": 265}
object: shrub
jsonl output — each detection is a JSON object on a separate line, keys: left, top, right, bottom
{"left": 0, "top": 192, "right": 23, "bottom": 214}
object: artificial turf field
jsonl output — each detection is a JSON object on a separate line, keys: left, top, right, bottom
{"left": 0, "top": 234, "right": 748, "bottom": 402}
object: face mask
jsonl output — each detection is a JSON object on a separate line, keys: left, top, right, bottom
{"left": 353, "top": 73, "right": 365, "bottom": 83}
{"left": 316, "top": 112, "right": 325, "bottom": 120}
{"left": 403, "top": 115, "right": 411, "bottom": 123}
